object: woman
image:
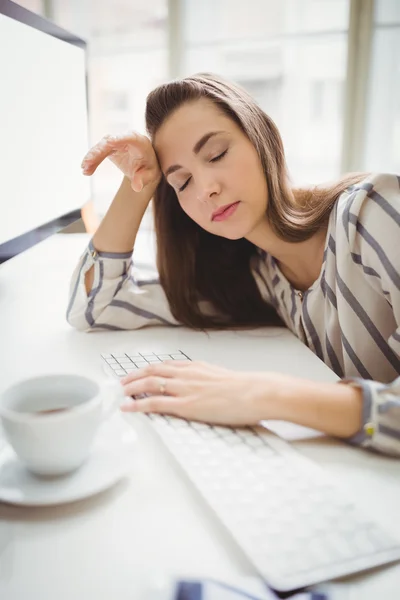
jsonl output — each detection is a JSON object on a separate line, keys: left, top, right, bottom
{"left": 68, "top": 73, "right": 400, "bottom": 456}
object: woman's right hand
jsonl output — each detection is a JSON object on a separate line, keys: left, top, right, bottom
{"left": 81, "top": 132, "right": 161, "bottom": 193}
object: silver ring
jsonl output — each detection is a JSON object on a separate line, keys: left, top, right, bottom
{"left": 159, "top": 379, "right": 167, "bottom": 395}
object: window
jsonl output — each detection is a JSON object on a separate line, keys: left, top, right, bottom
{"left": 363, "top": 0, "right": 400, "bottom": 172}
{"left": 24, "top": 0, "right": 169, "bottom": 217}
{"left": 15, "top": 0, "right": 399, "bottom": 213}
{"left": 182, "top": 0, "right": 350, "bottom": 185}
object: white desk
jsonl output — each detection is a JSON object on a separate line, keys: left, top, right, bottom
{"left": 0, "top": 233, "right": 399, "bottom": 600}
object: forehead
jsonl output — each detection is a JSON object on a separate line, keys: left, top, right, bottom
{"left": 154, "top": 98, "right": 236, "bottom": 169}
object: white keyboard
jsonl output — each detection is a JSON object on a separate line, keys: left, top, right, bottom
{"left": 102, "top": 349, "right": 400, "bottom": 592}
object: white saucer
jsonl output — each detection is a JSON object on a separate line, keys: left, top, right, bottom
{"left": 0, "top": 415, "right": 136, "bottom": 507}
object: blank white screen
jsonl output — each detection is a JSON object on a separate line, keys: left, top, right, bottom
{"left": 0, "top": 13, "right": 90, "bottom": 245}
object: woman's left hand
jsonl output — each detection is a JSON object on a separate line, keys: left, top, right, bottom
{"left": 120, "top": 360, "right": 287, "bottom": 426}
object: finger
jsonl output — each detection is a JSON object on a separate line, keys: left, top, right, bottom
{"left": 164, "top": 359, "right": 215, "bottom": 368}
{"left": 162, "top": 359, "right": 227, "bottom": 376}
{"left": 121, "top": 395, "right": 185, "bottom": 415}
{"left": 120, "top": 363, "right": 180, "bottom": 385}
{"left": 81, "top": 133, "right": 142, "bottom": 175}
{"left": 129, "top": 164, "right": 147, "bottom": 193}
{"left": 122, "top": 376, "right": 187, "bottom": 398}
{"left": 121, "top": 366, "right": 207, "bottom": 390}
{"left": 120, "top": 361, "right": 202, "bottom": 385}
{"left": 162, "top": 359, "right": 194, "bottom": 367}
{"left": 130, "top": 163, "right": 160, "bottom": 193}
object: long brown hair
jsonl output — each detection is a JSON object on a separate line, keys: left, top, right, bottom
{"left": 145, "top": 73, "right": 365, "bottom": 329}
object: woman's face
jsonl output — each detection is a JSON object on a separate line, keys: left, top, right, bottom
{"left": 154, "top": 98, "right": 268, "bottom": 240}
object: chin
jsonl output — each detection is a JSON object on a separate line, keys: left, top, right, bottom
{"left": 221, "top": 230, "right": 245, "bottom": 240}
{"left": 225, "top": 218, "right": 255, "bottom": 240}
{"left": 202, "top": 216, "right": 252, "bottom": 240}
{"left": 210, "top": 225, "right": 249, "bottom": 241}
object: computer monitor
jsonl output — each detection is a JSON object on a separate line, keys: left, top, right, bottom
{"left": 0, "top": 0, "right": 90, "bottom": 262}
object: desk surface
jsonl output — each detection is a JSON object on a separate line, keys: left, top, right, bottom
{"left": 0, "top": 233, "right": 399, "bottom": 600}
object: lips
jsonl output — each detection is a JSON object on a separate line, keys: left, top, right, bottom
{"left": 211, "top": 201, "right": 240, "bottom": 221}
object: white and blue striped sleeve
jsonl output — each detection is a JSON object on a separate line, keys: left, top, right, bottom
{"left": 66, "top": 240, "right": 180, "bottom": 332}
{"left": 342, "top": 173, "right": 400, "bottom": 456}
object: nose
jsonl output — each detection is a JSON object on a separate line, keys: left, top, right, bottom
{"left": 196, "top": 175, "right": 221, "bottom": 204}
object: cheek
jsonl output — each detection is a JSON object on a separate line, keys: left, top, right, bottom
{"left": 235, "top": 155, "right": 267, "bottom": 203}
{"left": 226, "top": 154, "right": 254, "bottom": 190}
{"left": 238, "top": 153, "right": 262, "bottom": 183}
{"left": 178, "top": 196, "right": 215, "bottom": 232}
{"left": 178, "top": 196, "right": 202, "bottom": 222}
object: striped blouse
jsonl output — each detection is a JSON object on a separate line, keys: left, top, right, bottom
{"left": 67, "top": 173, "right": 400, "bottom": 456}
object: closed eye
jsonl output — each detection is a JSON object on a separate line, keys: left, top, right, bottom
{"left": 210, "top": 149, "right": 228, "bottom": 163}
{"left": 179, "top": 177, "right": 191, "bottom": 192}
{"left": 178, "top": 149, "right": 228, "bottom": 193}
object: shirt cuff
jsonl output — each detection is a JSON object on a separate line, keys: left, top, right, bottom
{"left": 86, "top": 239, "right": 133, "bottom": 280}
{"left": 88, "top": 239, "right": 133, "bottom": 260}
{"left": 339, "top": 377, "right": 385, "bottom": 447}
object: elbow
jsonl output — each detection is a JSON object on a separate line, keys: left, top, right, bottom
{"left": 66, "top": 286, "right": 99, "bottom": 332}
{"left": 66, "top": 304, "right": 95, "bottom": 332}
{"left": 66, "top": 312, "right": 92, "bottom": 332}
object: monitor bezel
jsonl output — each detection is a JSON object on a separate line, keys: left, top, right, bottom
{"left": 0, "top": 0, "right": 86, "bottom": 50}
{"left": 0, "top": 0, "right": 89, "bottom": 263}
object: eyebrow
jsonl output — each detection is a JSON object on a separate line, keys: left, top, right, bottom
{"left": 165, "top": 130, "right": 225, "bottom": 177}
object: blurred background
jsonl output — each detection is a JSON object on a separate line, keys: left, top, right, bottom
{"left": 15, "top": 0, "right": 400, "bottom": 224}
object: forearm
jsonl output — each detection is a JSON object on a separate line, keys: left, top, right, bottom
{"left": 270, "top": 377, "right": 363, "bottom": 439}
{"left": 85, "top": 176, "right": 156, "bottom": 293}
{"left": 92, "top": 175, "right": 155, "bottom": 253}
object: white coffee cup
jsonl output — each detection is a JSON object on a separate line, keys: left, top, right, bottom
{"left": 0, "top": 374, "right": 124, "bottom": 476}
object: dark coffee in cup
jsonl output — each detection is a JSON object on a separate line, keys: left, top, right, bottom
{"left": 34, "top": 407, "right": 69, "bottom": 416}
